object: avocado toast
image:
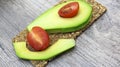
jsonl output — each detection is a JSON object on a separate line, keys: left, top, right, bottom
{"left": 12, "top": 0, "right": 106, "bottom": 67}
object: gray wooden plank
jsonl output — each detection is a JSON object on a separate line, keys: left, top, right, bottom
{"left": 0, "top": 0, "right": 120, "bottom": 67}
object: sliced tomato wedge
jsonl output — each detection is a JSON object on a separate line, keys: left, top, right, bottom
{"left": 27, "top": 26, "right": 50, "bottom": 51}
{"left": 58, "top": 2, "right": 79, "bottom": 18}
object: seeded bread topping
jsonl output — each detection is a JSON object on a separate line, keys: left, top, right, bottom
{"left": 12, "top": 0, "right": 106, "bottom": 67}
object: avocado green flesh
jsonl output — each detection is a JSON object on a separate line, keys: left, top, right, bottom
{"left": 47, "top": 14, "right": 92, "bottom": 33}
{"left": 13, "top": 39, "right": 75, "bottom": 60}
{"left": 27, "top": 1, "right": 92, "bottom": 33}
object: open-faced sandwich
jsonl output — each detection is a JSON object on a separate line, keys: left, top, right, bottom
{"left": 12, "top": 0, "right": 106, "bottom": 67}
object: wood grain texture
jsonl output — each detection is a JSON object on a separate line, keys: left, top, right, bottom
{"left": 0, "top": 0, "right": 120, "bottom": 67}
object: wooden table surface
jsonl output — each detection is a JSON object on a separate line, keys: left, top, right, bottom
{"left": 0, "top": 0, "right": 120, "bottom": 67}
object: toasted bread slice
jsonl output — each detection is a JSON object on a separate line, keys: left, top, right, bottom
{"left": 12, "top": 0, "right": 107, "bottom": 67}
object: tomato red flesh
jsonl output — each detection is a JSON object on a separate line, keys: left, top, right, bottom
{"left": 58, "top": 2, "right": 79, "bottom": 18}
{"left": 27, "top": 26, "right": 50, "bottom": 51}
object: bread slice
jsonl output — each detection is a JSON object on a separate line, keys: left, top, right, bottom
{"left": 12, "top": 0, "right": 107, "bottom": 67}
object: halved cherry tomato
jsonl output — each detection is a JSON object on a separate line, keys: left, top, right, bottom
{"left": 27, "top": 26, "right": 50, "bottom": 51}
{"left": 58, "top": 2, "right": 79, "bottom": 18}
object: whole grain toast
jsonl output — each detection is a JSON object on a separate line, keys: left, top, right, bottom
{"left": 12, "top": 0, "right": 107, "bottom": 67}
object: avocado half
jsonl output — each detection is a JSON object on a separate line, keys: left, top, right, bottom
{"left": 27, "top": 0, "right": 92, "bottom": 33}
{"left": 13, "top": 0, "right": 92, "bottom": 60}
{"left": 13, "top": 39, "right": 75, "bottom": 60}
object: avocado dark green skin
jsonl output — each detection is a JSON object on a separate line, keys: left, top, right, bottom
{"left": 13, "top": 39, "right": 75, "bottom": 60}
{"left": 27, "top": 0, "right": 92, "bottom": 33}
